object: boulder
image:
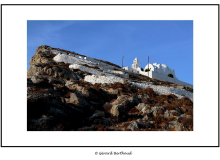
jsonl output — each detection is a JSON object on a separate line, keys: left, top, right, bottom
{"left": 127, "top": 122, "right": 139, "bottom": 131}
{"left": 135, "top": 103, "right": 150, "bottom": 113}
{"left": 69, "top": 93, "right": 90, "bottom": 107}
{"left": 88, "top": 110, "right": 105, "bottom": 120}
{"left": 66, "top": 84, "right": 89, "bottom": 96}
{"left": 27, "top": 65, "right": 43, "bottom": 78}
{"left": 29, "top": 51, "right": 53, "bottom": 66}
{"left": 107, "top": 88, "right": 120, "bottom": 95}
{"left": 164, "top": 110, "right": 177, "bottom": 119}
{"left": 111, "top": 95, "right": 128, "bottom": 105}
{"left": 110, "top": 104, "right": 123, "bottom": 117}
{"left": 109, "top": 95, "right": 139, "bottom": 117}
{"left": 168, "top": 121, "right": 184, "bottom": 131}
{"left": 150, "top": 106, "right": 165, "bottom": 117}
{"left": 103, "top": 102, "right": 113, "bottom": 113}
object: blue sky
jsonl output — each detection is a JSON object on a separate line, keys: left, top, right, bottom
{"left": 27, "top": 20, "right": 193, "bottom": 85}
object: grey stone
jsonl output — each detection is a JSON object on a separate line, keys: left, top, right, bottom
{"left": 127, "top": 122, "right": 139, "bottom": 131}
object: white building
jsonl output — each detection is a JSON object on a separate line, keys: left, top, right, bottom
{"left": 123, "top": 57, "right": 192, "bottom": 87}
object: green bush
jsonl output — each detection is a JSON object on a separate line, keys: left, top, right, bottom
{"left": 167, "top": 74, "right": 173, "bottom": 78}
{"left": 145, "top": 68, "right": 150, "bottom": 72}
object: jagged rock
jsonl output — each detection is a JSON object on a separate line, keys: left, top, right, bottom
{"left": 135, "top": 103, "right": 150, "bottom": 113}
{"left": 65, "top": 80, "right": 75, "bottom": 87}
{"left": 27, "top": 45, "right": 193, "bottom": 131}
{"left": 29, "top": 46, "right": 53, "bottom": 66}
{"left": 175, "top": 108, "right": 182, "bottom": 115}
{"left": 69, "top": 93, "right": 90, "bottom": 107}
{"left": 111, "top": 95, "right": 129, "bottom": 105}
{"left": 110, "top": 95, "right": 139, "bottom": 117}
{"left": 65, "top": 98, "right": 70, "bottom": 103}
{"left": 107, "top": 88, "right": 120, "bottom": 95}
{"left": 87, "top": 110, "right": 106, "bottom": 125}
{"left": 150, "top": 106, "right": 165, "bottom": 117}
{"left": 27, "top": 65, "right": 44, "bottom": 78}
{"left": 143, "top": 94, "right": 150, "bottom": 99}
{"left": 136, "top": 119, "right": 151, "bottom": 128}
{"left": 164, "top": 100, "right": 169, "bottom": 104}
{"left": 143, "top": 114, "right": 149, "bottom": 121}
{"left": 88, "top": 110, "right": 105, "bottom": 120}
{"left": 31, "top": 74, "right": 48, "bottom": 84}
{"left": 168, "top": 121, "right": 184, "bottom": 131}
{"left": 66, "top": 84, "right": 89, "bottom": 96}
{"left": 164, "top": 110, "right": 177, "bottom": 118}
{"left": 176, "top": 85, "right": 185, "bottom": 89}
{"left": 180, "top": 114, "right": 192, "bottom": 119}
{"left": 110, "top": 104, "right": 123, "bottom": 117}
{"left": 42, "top": 65, "right": 81, "bottom": 80}
{"left": 127, "top": 122, "right": 139, "bottom": 131}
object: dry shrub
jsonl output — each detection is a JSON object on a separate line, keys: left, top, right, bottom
{"left": 173, "top": 112, "right": 179, "bottom": 116}
{"left": 167, "top": 94, "right": 178, "bottom": 100}
{"left": 157, "top": 109, "right": 164, "bottom": 114}
{"left": 93, "top": 84, "right": 101, "bottom": 91}
{"left": 186, "top": 110, "right": 193, "bottom": 116}
{"left": 180, "top": 117, "right": 193, "bottom": 130}
{"left": 149, "top": 116, "right": 169, "bottom": 129}
{"left": 122, "top": 122, "right": 131, "bottom": 128}
{"left": 167, "top": 117, "right": 176, "bottom": 122}
{"left": 164, "top": 101, "right": 182, "bottom": 111}
{"left": 182, "top": 97, "right": 193, "bottom": 106}
{"left": 140, "top": 87, "right": 156, "bottom": 97}
{"left": 47, "top": 53, "right": 56, "bottom": 58}
{"left": 183, "top": 105, "right": 193, "bottom": 111}
{"left": 96, "top": 124, "right": 106, "bottom": 131}
{"left": 158, "top": 100, "right": 164, "bottom": 106}
{"left": 111, "top": 82, "right": 123, "bottom": 89}
{"left": 125, "top": 129, "right": 132, "bottom": 131}
{"left": 182, "top": 105, "right": 193, "bottom": 115}
{"left": 128, "top": 107, "right": 139, "bottom": 113}
{"left": 172, "top": 101, "right": 183, "bottom": 108}
{"left": 95, "top": 124, "right": 113, "bottom": 131}
{"left": 142, "top": 98, "right": 151, "bottom": 104}
{"left": 134, "top": 128, "right": 141, "bottom": 131}
{"left": 167, "top": 128, "right": 176, "bottom": 131}
{"left": 143, "top": 128, "right": 150, "bottom": 131}
{"left": 159, "top": 95, "right": 167, "bottom": 99}
{"left": 163, "top": 104, "right": 176, "bottom": 111}
{"left": 89, "top": 66, "right": 99, "bottom": 69}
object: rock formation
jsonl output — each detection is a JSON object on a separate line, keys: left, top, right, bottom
{"left": 27, "top": 45, "right": 193, "bottom": 131}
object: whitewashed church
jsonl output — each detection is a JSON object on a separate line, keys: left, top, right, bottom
{"left": 123, "top": 57, "right": 192, "bottom": 87}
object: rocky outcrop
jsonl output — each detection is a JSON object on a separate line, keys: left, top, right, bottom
{"left": 110, "top": 95, "right": 139, "bottom": 117}
{"left": 27, "top": 45, "right": 193, "bottom": 131}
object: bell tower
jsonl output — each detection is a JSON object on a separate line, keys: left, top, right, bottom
{"left": 132, "top": 57, "right": 139, "bottom": 69}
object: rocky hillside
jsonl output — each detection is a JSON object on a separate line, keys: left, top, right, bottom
{"left": 27, "top": 45, "right": 193, "bottom": 131}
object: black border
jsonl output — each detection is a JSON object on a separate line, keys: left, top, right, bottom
{"left": 1, "top": 4, "right": 219, "bottom": 147}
